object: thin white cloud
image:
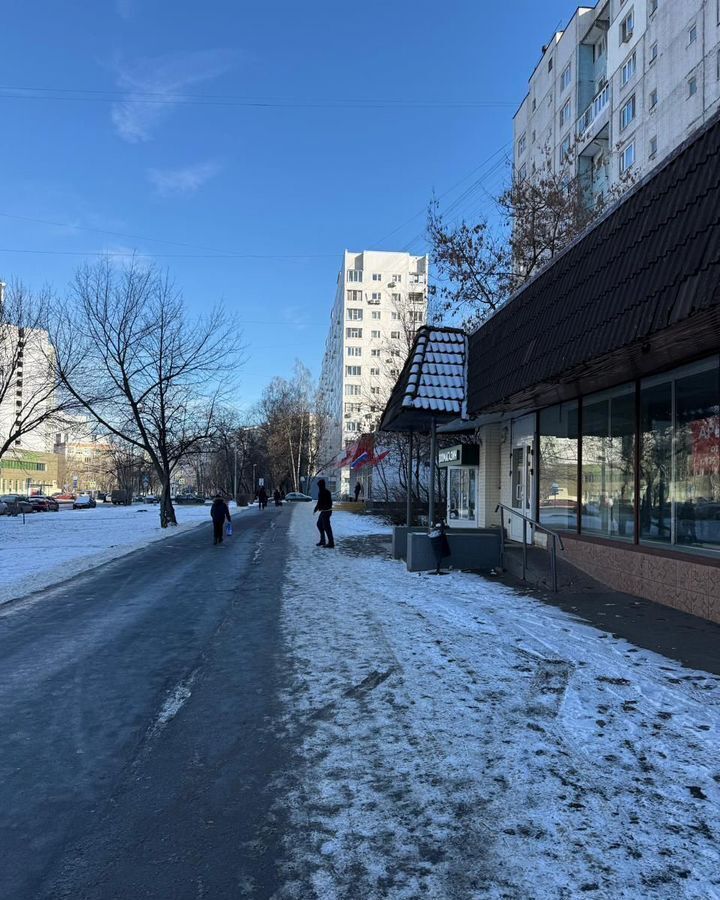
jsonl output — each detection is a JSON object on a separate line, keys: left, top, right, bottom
{"left": 111, "top": 50, "right": 234, "bottom": 143}
{"left": 115, "top": 0, "right": 134, "bottom": 20}
{"left": 147, "top": 161, "right": 221, "bottom": 197}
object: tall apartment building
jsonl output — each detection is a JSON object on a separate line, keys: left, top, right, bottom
{"left": 318, "top": 250, "right": 428, "bottom": 494}
{"left": 0, "top": 322, "right": 56, "bottom": 455}
{"left": 0, "top": 283, "right": 60, "bottom": 492}
{"left": 514, "top": 0, "right": 720, "bottom": 206}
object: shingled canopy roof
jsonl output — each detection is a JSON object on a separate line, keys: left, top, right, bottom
{"left": 380, "top": 326, "right": 467, "bottom": 433}
{"left": 467, "top": 108, "right": 720, "bottom": 415}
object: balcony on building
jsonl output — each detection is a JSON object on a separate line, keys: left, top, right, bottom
{"left": 576, "top": 8, "right": 610, "bottom": 154}
{"left": 576, "top": 81, "right": 610, "bottom": 152}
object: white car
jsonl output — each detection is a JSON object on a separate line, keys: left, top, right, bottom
{"left": 284, "top": 492, "right": 313, "bottom": 502}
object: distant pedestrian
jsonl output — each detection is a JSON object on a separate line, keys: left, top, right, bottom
{"left": 274, "top": 489, "right": 282, "bottom": 507}
{"left": 354, "top": 482, "right": 362, "bottom": 502}
{"left": 314, "top": 478, "right": 334, "bottom": 548}
{"left": 210, "top": 495, "right": 231, "bottom": 545}
{"left": 258, "top": 486, "right": 268, "bottom": 509}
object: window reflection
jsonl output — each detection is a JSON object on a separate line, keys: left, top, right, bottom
{"left": 535, "top": 357, "right": 720, "bottom": 555}
{"left": 639, "top": 382, "right": 672, "bottom": 542}
{"left": 674, "top": 367, "right": 720, "bottom": 550}
{"left": 448, "top": 468, "right": 476, "bottom": 523}
{"left": 581, "top": 389, "right": 635, "bottom": 539}
{"left": 539, "top": 402, "right": 578, "bottom": 530}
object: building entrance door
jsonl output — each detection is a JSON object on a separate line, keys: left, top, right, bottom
{"left": 509, "top": 415, "right": 535, "bottom": 541}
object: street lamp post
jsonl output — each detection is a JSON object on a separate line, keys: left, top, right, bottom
{"left": 233, "top": 446, "right": 237, "bottom": 502}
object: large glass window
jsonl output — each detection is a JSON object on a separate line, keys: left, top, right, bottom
{"left": 448, "top": 468, "right": 477, "bottom": 524}
{"left": 539, "top": 402, "right": 578, "bottom": 530}
{"left": 581, "top": 387, "right": 636, "bottom": 539}
{"left": 639, "top": 381, "right": 672, "bottom": 542}
{"left": 674, "top": 365, "right": 720, "bottom": 550}
{"left": 640, "top": 360, "right": 720, "bottom": 551}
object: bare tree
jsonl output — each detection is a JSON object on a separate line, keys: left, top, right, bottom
{"left": 498, "top": 149, "right": 596, "bottom": 291}
{"left": 427, "top": 199, "right": 509, "bottom": 328}
{"left": 0, "top": 281, "right": 77, "bottom": 461}
{"left": 52, "top": 260, "right": 241, "bottom": 527}
{"left": 257, "top": 361, "right": 321, "bottom": 493}
{"left": 428, "top": 146, "right": 637, "bottom": 326}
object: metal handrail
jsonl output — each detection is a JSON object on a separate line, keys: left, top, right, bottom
{"left": 495, "top": 504, "right": 565, "bottom": 592}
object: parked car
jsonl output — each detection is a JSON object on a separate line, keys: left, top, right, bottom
{"left": 144, "top": 495, "right": 159, "bottom": 504}
{"left": 0, "top": 500, "right": 8, "bottom": 516}
{"left": 72, "top": 495, "right": 97, "bottom": 509}
{"left": 53, "top": 493, "right": 76, "bottom": 502}
{"left": 174, "top": 494, "right": 204, "bottom": 505}
{"left": 29, "top": 495, "right": 59, "bottom": 512}
{"left": 111, "top": 489, "right": 132, "bottom": 506}
{"left": 0, "top": 494, "right": 34, "bottom": 515}
{"left": 284, "top": 492, "right": 313, "bottom": 502}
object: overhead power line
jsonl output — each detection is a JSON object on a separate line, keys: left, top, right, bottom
{"left": 0, "top": 85, "right": 515, "bottom": 110}
{"left": 0, "top": 247, "right": 336, "bottom": 260}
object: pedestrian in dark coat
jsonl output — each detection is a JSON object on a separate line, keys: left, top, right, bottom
{"left": 313, "top": 478, "right": 334, "bottom": 548}
{"left": 210, "top": 495, "right": 231, "bottom": 544}
{"left": 274, "top": 489, "right": 282, "bottom": 506}
{"left": 354, "top": 482, "right": 362, "bottom": 502}
{"left": 258, "top": 486, "right": 268, "bottom": 509}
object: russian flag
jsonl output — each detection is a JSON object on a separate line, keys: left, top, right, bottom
{"left": 350, "top": 451, "right": 369, "bottom": 469}
{"left": 336, "top": 443, "right": 357, "bottom": 468}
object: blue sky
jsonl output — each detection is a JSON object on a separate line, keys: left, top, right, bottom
{"left": 0, "top": 0, "right": 577, "bottom": 411}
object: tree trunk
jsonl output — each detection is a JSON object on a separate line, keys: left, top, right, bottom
{"left": 160, "top": 480, "right": 177, "bottom": 528}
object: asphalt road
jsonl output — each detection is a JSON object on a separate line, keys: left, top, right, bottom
{"left": 0, "top": 503, "right": 292, "bottom": 900}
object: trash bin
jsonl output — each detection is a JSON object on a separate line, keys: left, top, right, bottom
{"left": 428, "top": 523, "right": 451, "bottom": 574}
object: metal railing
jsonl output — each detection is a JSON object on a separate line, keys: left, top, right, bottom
{"left": 495, "top": 504, "right": 565, "bottom": 593}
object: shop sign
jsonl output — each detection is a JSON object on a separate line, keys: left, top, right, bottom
{"left": 439, "top": 447, "right": 461, "bottom": 465}
{"left": 438, "top": 445, "right": 479, "bottom": 467}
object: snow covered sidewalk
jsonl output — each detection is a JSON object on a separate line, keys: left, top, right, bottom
{"left": 0, "top": 502, "right": 244, "bottom": 606}
{"left": 277, "top": 507, "right": 720, "bottom": 899}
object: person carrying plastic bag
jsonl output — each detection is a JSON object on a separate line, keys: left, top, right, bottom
{"left": 210, "top": 495, "right": 232, "bottom": 545}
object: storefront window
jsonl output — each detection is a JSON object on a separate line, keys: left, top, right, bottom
{"left": 539, "top": 402, "right": 578, "bottom": 530}
{"left": 448, "top": 467, "right": 477, "bottom": 524}
{"left": 674, "top": 365, "right": 720, "bottom": 550}
{"left": 639, "top": 381, "right": 672, "bottom": 543}
{"left": 581, "top": 387, "right": 635, "bottom": 539}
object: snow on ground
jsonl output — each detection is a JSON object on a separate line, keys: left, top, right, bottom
{"left": 0, "top": 502, "right": 242, "bottom": 606}
{"left": 277, "top": 507, "right": 720, "bottom": 900}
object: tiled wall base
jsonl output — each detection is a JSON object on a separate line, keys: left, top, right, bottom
{"left": 561, "top": 536, "right": 720, "bottom": 624}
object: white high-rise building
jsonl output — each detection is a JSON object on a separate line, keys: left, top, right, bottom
{"left": 318, "top": 250, "right": 428, "bottom": 494}
{"left": 514, "top": 1, "right": 720, "bottom": 206}
{"left": 0, "top": 323, "right": 56, "bottom": 454}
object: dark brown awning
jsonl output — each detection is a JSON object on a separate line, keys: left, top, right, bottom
{"left": 467, "top": 109, "right": 720, "bottom": 414}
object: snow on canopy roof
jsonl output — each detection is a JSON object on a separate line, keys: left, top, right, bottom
{"left": 380, "top": 326, "right": 468, "bottom": 432}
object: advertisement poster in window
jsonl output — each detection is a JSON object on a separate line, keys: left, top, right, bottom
{"left": 691, "top": 416, "right": 720, "bottom": 475}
